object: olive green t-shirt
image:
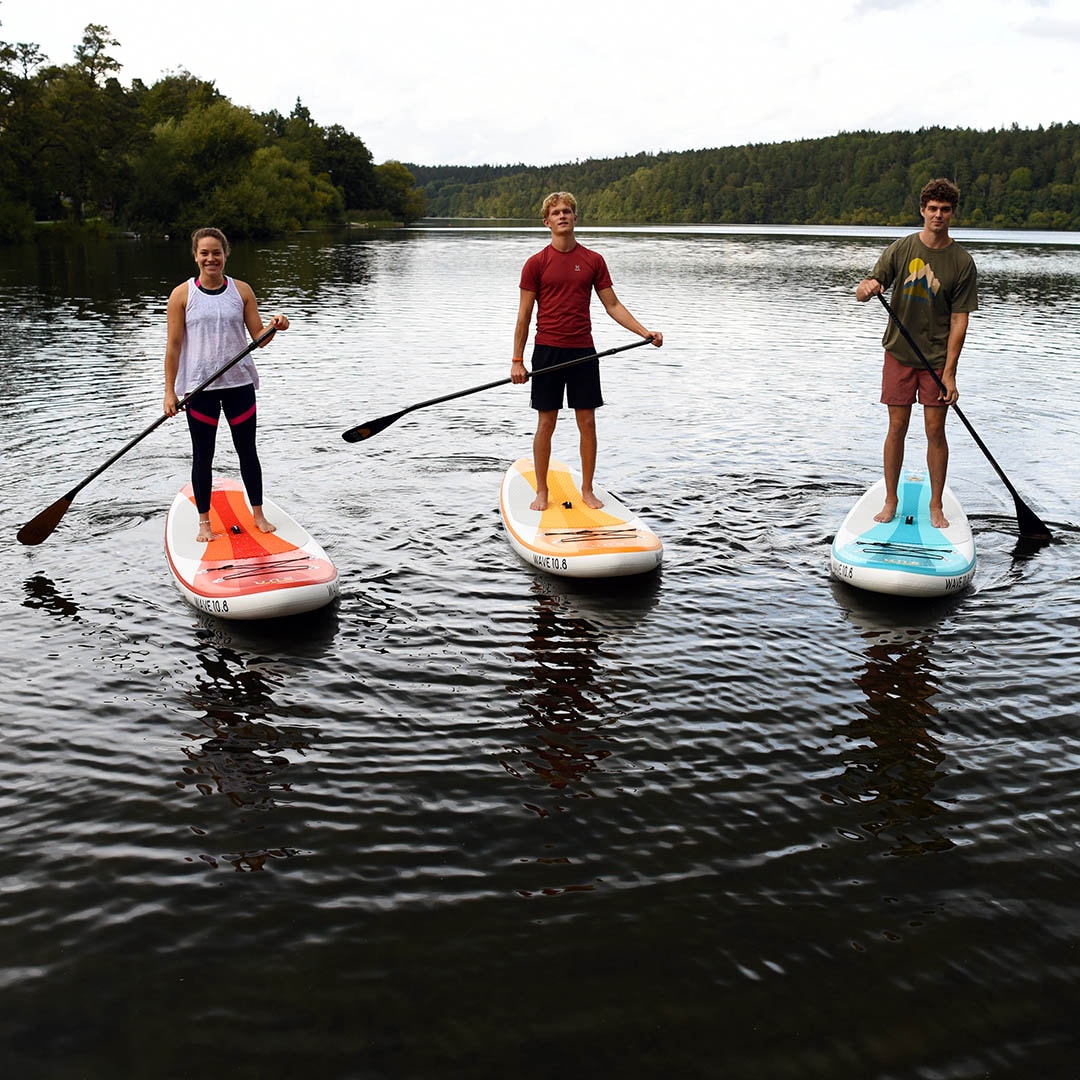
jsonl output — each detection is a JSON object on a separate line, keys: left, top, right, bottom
{"left": 869, "top": 234, "right": 978, "bottom": 368}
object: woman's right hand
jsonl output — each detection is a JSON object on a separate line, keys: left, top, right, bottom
{"left": 163, "top": 391, "right": 179, "bottom": 417}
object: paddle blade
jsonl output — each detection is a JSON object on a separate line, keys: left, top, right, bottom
{"left": 17, "top": 496, "right": 73, "bottom": 546}
{"left": 1014, "top": 498, "right": 1053, "bottom": 542}
{"left": 342, "top": 410, "right": 406, "bottom": 443}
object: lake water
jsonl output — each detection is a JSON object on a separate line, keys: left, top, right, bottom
{"left": 2, "top": 224, "right": 1079, "bottom": 1079}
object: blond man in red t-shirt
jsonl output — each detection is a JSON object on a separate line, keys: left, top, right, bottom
{"left": 511, "top": 192, "right": 663, "bottom": 511}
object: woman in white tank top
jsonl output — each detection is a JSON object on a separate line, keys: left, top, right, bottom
{"left": 163, "top": 227, "right": 289, "bottom": 543}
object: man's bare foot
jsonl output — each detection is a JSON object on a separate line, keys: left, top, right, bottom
{"left": 196, "top": 521, "right": 219, "bottom": 543}
{"left": 873, "top": 501, "right": 898, "bottom": 523}
{"left": 581, "top": 490, "right": 604, "bottom": 510}
{"left": 252, "top": 510, "right": 277, "bottom": 534}
{"left": 929, "top": 506, "right": 950, "bottom": 529}
{"left": 529, "top": 491, "right": 549, "bottom": 512}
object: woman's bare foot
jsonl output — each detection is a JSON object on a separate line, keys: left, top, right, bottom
{"left": 196, "top": 519, "right": 219, "bottom": 543}
{"left": 529, "top": 490, "right": 549, "bottom": 512}
{"left": 581, "top": 490, "right": 604, "bottom": 510}
{"left": 873, "top": 500, "right": 897, "bottom": 523}
{"left": 929, "top": 506, "right": 950, "bottom": 529}
{"left": 252, "top": 508, "right": 277, "bottom": 534}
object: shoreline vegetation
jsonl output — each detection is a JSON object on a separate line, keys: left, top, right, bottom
{"left": 3, "top": 24, "right": 1078, "bottom": 244}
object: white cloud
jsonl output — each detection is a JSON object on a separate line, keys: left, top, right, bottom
{"left": 1, "top": 0, "right": 1076, "bottom": 166}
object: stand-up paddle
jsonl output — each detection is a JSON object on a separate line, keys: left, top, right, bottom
{"left": 876, "top": 294, "right": 1052, "bottom": 541}
{"left": 16, "top": 327, "right": 276, "bottom": 546}
{"left": 342, "top": 337, "right": 653, "bottom": 443}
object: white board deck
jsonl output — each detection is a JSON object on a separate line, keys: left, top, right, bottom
{"left": 499, "top": 457, "right": 663, "bottom": 579}
{"left": 830, "top": 471, "right": 976, "bottom": 597}
{"left": 165, "top": 477, "right": 339, "bottom": 620}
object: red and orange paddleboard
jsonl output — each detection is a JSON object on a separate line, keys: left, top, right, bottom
{"left": 164, "top": 477, "right": 339, "bottom": 620}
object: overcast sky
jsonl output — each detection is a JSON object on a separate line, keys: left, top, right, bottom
{"left": 3, "top": 0, "right": 1077, "bottom": 167}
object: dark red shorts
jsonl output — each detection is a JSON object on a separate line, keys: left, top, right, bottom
{"left": 880, "top": 351, "right": 947, "bottom": 407}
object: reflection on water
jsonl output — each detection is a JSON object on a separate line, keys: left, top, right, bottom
{"left": 173, "top": 611, "right": 337, "bottom": 872}
{"left": 21, "top": 573, "right": 82, "bottom": 621}
{"left": 2, "top": 228, "right": 1078, "bottom": 1079}
{"left": 503, "top": 587, "right": 614, "bottom": 809}
{"left": 828, "top": 583, "right": 971, "bottom": 857}
{"left": 499, "top": 574, "right": 663, "bottom": 898}
{"left": 179, "top": 645, "right": 311, "bottom": 813}
{"left": 838, "top": 628, "right": 953, "bottom": 857}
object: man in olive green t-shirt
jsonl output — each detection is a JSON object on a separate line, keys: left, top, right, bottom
{"left": 855, "top": 178, "right": 979, "bottom": 529}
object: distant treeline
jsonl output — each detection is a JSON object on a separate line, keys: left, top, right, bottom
{"left": 0, "top": 23, "right": 426, "bottom": 242}
{"left": 410, "top": 124, "right": 1080, "bottom": 230}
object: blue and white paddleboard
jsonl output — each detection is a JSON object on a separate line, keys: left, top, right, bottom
{"left": 830, "top": 471, "right": 976, "bottom": 597}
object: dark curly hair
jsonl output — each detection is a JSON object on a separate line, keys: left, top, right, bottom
{"left": 919, "top": 178, "right": 960, "bottom": 209}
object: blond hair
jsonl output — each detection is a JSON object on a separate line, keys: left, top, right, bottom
{"left": 541, "top": 192, "right": 577, "bottom": 220}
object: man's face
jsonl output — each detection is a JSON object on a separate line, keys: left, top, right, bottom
{"left": 921, "top": 199, "right": 955, "bottom": 233}
{"left": 544, "top": 201, "right": 577, "bottom": 233}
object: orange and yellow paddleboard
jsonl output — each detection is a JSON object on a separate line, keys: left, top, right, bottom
{"left": 499, "top": 457, "right": 662, "bottom": 578}
{"left": 165, "top": 478, "right": 339, "bottom": 620}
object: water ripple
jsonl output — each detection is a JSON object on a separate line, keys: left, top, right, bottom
{"left": 2, "top": 229, "right": 1079, "bottom": 1078}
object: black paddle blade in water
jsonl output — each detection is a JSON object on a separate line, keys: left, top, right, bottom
{"left": 17, "top": 495, "right": 73, "bottom": 546}
{"left": 342, "top": 410, "right": 406, "bottom": 443}
{"left": 1013, "top": 499, "right": 1054, "bottom": 542}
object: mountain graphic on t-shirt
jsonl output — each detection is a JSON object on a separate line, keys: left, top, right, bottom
{"left": 902, "top": 258, "right": 941, "bottom": 303}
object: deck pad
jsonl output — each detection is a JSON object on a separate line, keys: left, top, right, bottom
{"left": 500, "top": 457, "right": 662, "bottom": 578}
{"left": 830, "top": 471, "right": 976, "bottom": 597}
{"left": 165, "top": 478, "right": 339, "bottom": 619}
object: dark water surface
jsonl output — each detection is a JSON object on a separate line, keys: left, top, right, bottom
{"left": 2, "top": 226, "right": 1079, "bottom": 1079}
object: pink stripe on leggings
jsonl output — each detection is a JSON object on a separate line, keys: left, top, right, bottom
{"left": 229, "top": 403, "right": 257, "bottom": 426}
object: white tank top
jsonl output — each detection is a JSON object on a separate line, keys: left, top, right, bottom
{"left": 176, "top": 277, "right": 260, "bottom": 395}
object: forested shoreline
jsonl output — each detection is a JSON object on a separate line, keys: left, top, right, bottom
{"left": 410, "top": 124, "right": 1080, "bottom": 230}
{"left": 0, "top": 23, "right": 426, "bottom": 242}
{"left": 3, "top": 22, "right": 1078, "bottom": 242}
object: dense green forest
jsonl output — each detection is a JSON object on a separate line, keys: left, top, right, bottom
{"left": 410, "top": 124, "right": 1080, "bottom": 229}
{"left": 3, "top": 22, "right": 1078, "bottom": 242}
{"left": 0, "top": 22, "right": 426, "bottom": 241}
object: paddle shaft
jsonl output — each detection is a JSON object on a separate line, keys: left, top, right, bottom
{"left": 875, "top": 293, "right": 1052, "bottom": 540}
{"left": 342, "top": 337, "right": 653, "bottom": 442}
{"left": 67, "top": 326, "right": 273, "bottom": 500}
{"left": 16, "top": 327, "right": 276, "bottom": 545}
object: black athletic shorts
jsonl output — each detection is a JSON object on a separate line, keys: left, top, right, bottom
{"left": 529, "top": 344, "right": 604, "bottom": 412}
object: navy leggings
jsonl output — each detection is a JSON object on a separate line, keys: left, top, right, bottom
{"left": 185, "top": 384, "right": 262, "bottom": 514}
